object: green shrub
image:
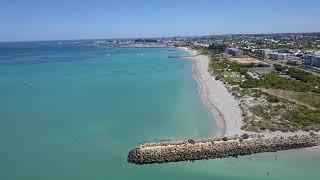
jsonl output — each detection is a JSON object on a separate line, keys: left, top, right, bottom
{"left": 266, "top": 94, "right": 280, "bottom": 103}
{"left": 285, "top": 108, "right": 320, "bottom": 126}
{"left": 274, "top": 64, "right": 286, "bottom": 72}
{"left": 297, "top": 93, "right": 320, "bottom": 108}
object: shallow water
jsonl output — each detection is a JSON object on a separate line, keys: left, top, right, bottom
{"left": 0, "top": 41, "right": 319, "bottom": 180}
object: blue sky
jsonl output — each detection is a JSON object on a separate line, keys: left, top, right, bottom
{"left": 1, "top": 0, "right": 320, "bottom": 41}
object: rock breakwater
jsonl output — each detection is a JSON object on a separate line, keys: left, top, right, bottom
{"left": 128, "top": 134, "right": 320, "bottom": 164}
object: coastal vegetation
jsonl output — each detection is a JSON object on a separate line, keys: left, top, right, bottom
{"left": 240, "top": 72, "right": 312, "bottom": 92}
{"left": 207, "top": 55, "right": 320, "bottom": 133}
{"left": 193, "top": 43, "right": 228, "bottom": 56}
{"left": 208, "top": 43, "right": 227, "bottom": 54}
{"left": 297, "top": 93, "right": 320, "bottom": 108}
{"left": 192, "top": 46, "right": 210, "bottom": 55}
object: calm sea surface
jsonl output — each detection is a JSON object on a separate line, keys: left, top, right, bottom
{"left": 0, "top": 41, "right": 319, "bottom": 180}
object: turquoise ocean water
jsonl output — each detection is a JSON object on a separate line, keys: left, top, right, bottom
{"left": 0, "top": 41, "right": 319, "bottom": 180}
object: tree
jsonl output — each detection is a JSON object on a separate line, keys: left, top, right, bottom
{"left": 208, "top": 43, "right": 227, "bottom": 54}
{"left": 274, "top": 64, "right": 286, "bottom": 72}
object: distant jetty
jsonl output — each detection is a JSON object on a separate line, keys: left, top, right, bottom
{"left": 128, "top": 134, "right": 320, "bottom": 165}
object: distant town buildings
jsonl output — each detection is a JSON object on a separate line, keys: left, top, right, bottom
{"left": 303, "top": 53, "right": 320, "bottom": 68}
{"left": 278, "top": 49, "right": 292, "bottom": 54}
{"left": 221, "top": 53, "right": 231, "bottom": 58}
{"left": 270, "top": 52, "right": 289, "bottom": 60}
{"left": 253, "top": 49, "right": 272, "bottom": 58}
{"left": 78, "top": 33, "right": 320, "bottom": 73}
{"left": 227, "top": 48, "right": 243, "bottom": 57}
{"left": 193, "top": 41, "right": 210, "bottom": 47}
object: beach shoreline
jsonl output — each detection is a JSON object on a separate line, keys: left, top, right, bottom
{"left": 179, "top": 47, "right": 243, "bottom": 137}
{"left": 178, "top": 47, "right": 320, "bottom": 151}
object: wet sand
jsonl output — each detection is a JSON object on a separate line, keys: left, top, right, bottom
{"left": 181, "top": 47, "right": 243, "bottom": 137}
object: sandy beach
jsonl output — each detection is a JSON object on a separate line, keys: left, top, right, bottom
{"left": 179, "top": 47, "right": 320, "bottom": 151}
{"left": 180, "top": 47, "right": 243, "bottom": 137}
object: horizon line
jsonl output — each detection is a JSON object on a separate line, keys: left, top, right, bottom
{"left": 1, "top": 31, "right": 320, "bottom": 43}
